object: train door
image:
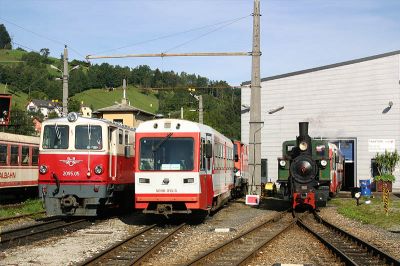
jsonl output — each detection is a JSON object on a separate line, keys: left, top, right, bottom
{"left": 205, "top": 133, "right": 213, "bottom": 208}
{"left": 108, "top": 126, "right": 118, "bottom": 180}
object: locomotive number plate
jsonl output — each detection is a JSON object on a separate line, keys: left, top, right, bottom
{"left": 63, "top": 171, "right": 80, "bottom": 177}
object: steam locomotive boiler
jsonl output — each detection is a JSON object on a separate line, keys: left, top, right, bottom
{"left": 277, "top": 122, "right": 331, "bottom": 210}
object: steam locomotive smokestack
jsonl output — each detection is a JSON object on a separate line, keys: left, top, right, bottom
{"left": 299, "top": 122, "right": 309, "bottom": 137}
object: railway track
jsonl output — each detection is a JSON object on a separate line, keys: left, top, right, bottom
{"left": 0, "top": 218, "right": 91, "bottom": 250}
{"left": 186, "top": 211, "right": 295, "bottom": 266}
{"left": 80, "top": 223, "right": 186, "bottom": 265}
{"left": 298, "top": 213, "right": 400, "bottom": 266}
{"left": 0, "top": 211, "right": 46, "bottom": 223}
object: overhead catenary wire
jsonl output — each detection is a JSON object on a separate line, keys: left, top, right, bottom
{"left": 90, "top": 14, "right": 251, "bottom": 56}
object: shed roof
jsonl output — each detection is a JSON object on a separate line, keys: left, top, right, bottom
{"left": 241, "top": 49, "right": 400, "bottom": 85}
{"left": 96, "top": 103, "right": 155, "bottom": 116}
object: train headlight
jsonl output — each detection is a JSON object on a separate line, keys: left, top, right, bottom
{"left": 39, "top": 165, "right": 48, "bottom": 174}
{"left": 279, "top": 160, "right": 286, "bottom": 167}
{"left": 94, "top": 165, "right": 103, "bottom": 175}
{"left": 299, "top": 141, "right": 308, "bottom": 151}
{"left": 320, "top": 160, "right": 328, "bottom": 168}
{"left": 67, "top": 112, "right": 78, "bottom": 122}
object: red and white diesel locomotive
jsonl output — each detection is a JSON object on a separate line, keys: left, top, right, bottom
{"left": 0, "top": 132, "right": 39, "bottom": 199}
{"left": 135, "top": 119, "right": 235, "bottom": 217}
{"left": 39, "top": 112, "right": 135, "bottom": 216}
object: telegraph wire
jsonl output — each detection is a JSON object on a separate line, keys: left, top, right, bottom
{"left": 0, "top": 16, "right": 87, "bottom": 61}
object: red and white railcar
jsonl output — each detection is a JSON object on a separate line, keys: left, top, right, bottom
{"left": 328, "top": 143, "right": 344, "bottom": 197}
{"left": 0, "top": 132, "right": 39, "bottom": 198}
{"left": 38, "top": 113, "right": 135, "bottom": 216}
{"left": 135, "top": 119, "right": 234, "bottom": 216}
{"left": 233, "top": 140, "right": 249, "bottom": 196}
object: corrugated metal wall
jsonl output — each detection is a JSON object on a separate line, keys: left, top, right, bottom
{"left": 241, "top": 53, "right": 400, "bottom": 190}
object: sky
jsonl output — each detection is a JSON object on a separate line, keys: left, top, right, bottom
{"left": 1, "top": 0, "right": 400, "bottom": 86}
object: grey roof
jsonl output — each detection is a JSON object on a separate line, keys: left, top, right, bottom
{"left": 29, "top": 99, "right": 60, "bottom": 109}
{"left": 241, "top": 49, "right": 400, "bottom": 85}
{"left": 96, "top": 103, "right": 155, "bottom": 116}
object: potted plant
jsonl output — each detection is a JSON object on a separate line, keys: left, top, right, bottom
{"left": 373, "top": 150, "right": 400, "bottom": 192}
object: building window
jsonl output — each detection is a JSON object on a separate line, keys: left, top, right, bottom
{"left": 113, "top": 119, "right": 123, "bottom": 125}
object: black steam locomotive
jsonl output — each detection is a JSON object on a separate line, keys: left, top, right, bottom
{"left": 278, "top": 122, "right": 332, "bottom": 210}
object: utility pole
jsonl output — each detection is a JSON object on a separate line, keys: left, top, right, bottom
{"left": 198, "top": 95, "right": 203, "bottom": 124}
{"left": 62, "top": 45, "right": 69, "bottom": 115}
{"left": 248, "top": 0, "right": 262, "bottom": 195}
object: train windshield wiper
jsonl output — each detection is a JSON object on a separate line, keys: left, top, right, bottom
{"left": 152, "top": 133, "right": 173, "bottom": 153}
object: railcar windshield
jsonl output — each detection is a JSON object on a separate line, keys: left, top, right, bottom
{"left": 75, "top": 125, "right": 102, "bottom": 150}
{"left": 42, "top": 125, "right": 69, "bottom": 149}
{"left": 139, "top": 137, "right": 194, "bottom": 171}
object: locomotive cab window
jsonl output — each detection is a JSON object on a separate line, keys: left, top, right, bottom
{"left": 42, "top": 125, "right": 69, "bottom": 149}
{"left": 139, "top": 137, "right": 194, "bottom": 171}
{"left": 75, "top": 125, "right": 102, "bottom": 150}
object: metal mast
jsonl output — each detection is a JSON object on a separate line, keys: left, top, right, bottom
{"left": 248, "top": 0, "right": 262, "bottom": 195}
{"left": 62, "top": 45, "right": 69, "bottom": 115}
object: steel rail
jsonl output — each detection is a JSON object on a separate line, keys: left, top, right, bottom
{"left": 315, "top": 213, "right": 399, "bottom": 266}
{"left": 0, "top": 219, "right": 87, "bottom": 244}
{"left": 186, "top": 211, "right": 288, "bottom": 265}
{"left": 298, "top": 213, "right": 400, "bottom": 266}
{"left": 132, "top": 223, "right": 186, "bottom": 265}
{"left": 80, "top": 224, "right": 157, "bottom": 265}
{"left": 0, "top": 211, "right": 46, "bottom": 222}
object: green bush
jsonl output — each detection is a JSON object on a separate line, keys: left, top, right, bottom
{"left": 373, "top": 150, "right": 400, "bottom": 182}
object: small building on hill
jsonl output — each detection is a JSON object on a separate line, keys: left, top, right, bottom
{"left": 26, "top": 99, "right": 61, "bottom": 118}
{"left": 94, "top": 98, "right": 155, "bottom": 128}
{"left": 80, "top": 105, "right": 92, "bottom": 118}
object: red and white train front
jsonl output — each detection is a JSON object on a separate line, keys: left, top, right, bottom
{"left": 135, "top": 119, "right": 234, "bottom": 216}
{"left": 39, "top": 113, "right": 135, "bottom": 216}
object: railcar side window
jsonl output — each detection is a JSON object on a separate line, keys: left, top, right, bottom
{"left": 75, "top": 125, "right": 102, "bottom": 150}
{"left": 0, "top": 144, "right": 7, "bottom": 165}
{"left": 119, "top": 130, "right": 123, "bottom": 144}
{"left": 10, "top": 145, "right": 18, "bottom": 165}
{"left": 22, "top": 146, "right": 29, "bottom": 165}
{"left": 139, "top": 137, "right": 194, "bottom": 171}
{"left": 42, "top": 125, "right": 69, "bottom": 149}
{"left": 32, "top": 147, "right": 39, "bottom": 165}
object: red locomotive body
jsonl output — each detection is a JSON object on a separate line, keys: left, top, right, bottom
{"left": 38, "top": 113, "right": 135, "bottom": 216}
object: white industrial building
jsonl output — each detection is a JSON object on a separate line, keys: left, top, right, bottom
{"left": 241, "top": 50, "right": 400, "bottom": 191}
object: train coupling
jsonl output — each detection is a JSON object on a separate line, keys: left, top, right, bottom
{"left": 60, "top": 195, "right": 79, "bottom": 208}
{"left": 143, "top": 203, "right": 192, "bottom": 217}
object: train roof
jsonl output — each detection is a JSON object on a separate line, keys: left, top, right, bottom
{"left": 0, "top": 132, "right": 40, "bottom": 145}
{"left": 136, "top": 118, "right": 232, "bottom": 142}
{"left": 41, "top": 114, "right": 135, "bottom": 131}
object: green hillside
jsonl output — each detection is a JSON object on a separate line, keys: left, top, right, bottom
{"left": 0, "top": 49, "right": 25, "bottom": 62}
{"left": 0, "top": 84, "right": 30, "bottom": 109}
{"left": 1, "top": 83, "right": 159, "bottom": 114}
{"left": 71, "top": 86, "right": 158, "bottom": 113}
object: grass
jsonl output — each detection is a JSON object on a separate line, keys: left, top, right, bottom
{"left": 72, "top": 86, "right": 159, "bottom": 113}
{"left": 0, "top": 49, "right": 26, "bottom": 63}
{"left": 0, "top": 199, "right": 44, "bottom": 218}
{"left": 329, "top": 195, "right": 400, "bottom": 230}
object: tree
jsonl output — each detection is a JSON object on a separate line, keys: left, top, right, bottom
{"left": 0, "top": 24, "right": 12, "bottom": 49}
{"left": 4, "top": 106, "right": 36, "bottom": 135}
{"left": 40, "top": 48, "right": 50, "bottom": 58}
